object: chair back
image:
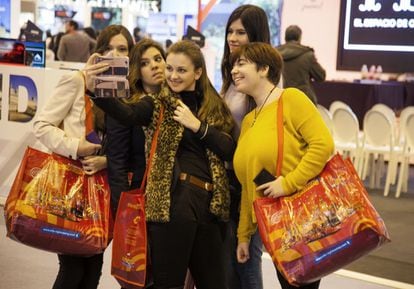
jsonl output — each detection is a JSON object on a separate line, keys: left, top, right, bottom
{"left": 398, "top": 106, "right": 414, "bottom": 145}
{"left": 329, "top": 100, "right": 349, "bottom": 115}
{"left": 363, "top": 109, "right": 394, "bottom": 147}
{"left": 317, "top": 104, "right": 333, "bottom": 134}
{"left": 402, "top": 112, "right": 414, "bottom": 150}
{"left": 371, "top": 103, "right": 396, "bottom": 123}
{"left": 332, "top": 106, "right": 360, "bottom": 143}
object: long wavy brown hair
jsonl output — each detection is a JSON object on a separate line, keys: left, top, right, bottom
{"left": 167, "top": 40, "right": 234, "bottom": 133}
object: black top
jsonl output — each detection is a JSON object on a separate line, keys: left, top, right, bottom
{"left": 105, "top": 114, "right": 146, "bottom": 215}
{"left": 93, "top": 90, "right": 235, "bottom": 184}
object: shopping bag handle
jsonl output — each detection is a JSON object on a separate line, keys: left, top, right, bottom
{"left": 276, "top": 95, "right": 284, "bottom": 177}
{"left": 139, "top": 105, "right": 165, "bottom": 191}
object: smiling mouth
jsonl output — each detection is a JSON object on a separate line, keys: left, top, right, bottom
{"left": 233, "top": 77, "right": 242, "bottom": 84}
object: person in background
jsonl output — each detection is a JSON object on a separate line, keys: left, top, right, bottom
{"left": 277, "top": 25, "right": 326, "bottom": 104}
{"left": 133, "top": 26, "right": 143, "bottom": 43}
{"left": 106, "top": 38, "right": 166, "bottom": 220}
{"left": 84, "top": 39, "right": 235, "bottom": 289}
{"left": 50, "top": 32, "right": 65, "bottom": 61}
{"left": 83, "top": 27, "right": 97, "bottom": 40}
{"left": 230, "top": 42, "right": 334, "bottom": 289}
{"left": 33, "top": 24, "right": 134, "bottom": 289}
{"left": 220, "top": 4, "right": 281, "bottom": 289}
{"left": 58, "top": 20, "right": 96, "bottom": 62}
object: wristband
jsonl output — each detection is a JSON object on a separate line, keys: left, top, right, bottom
{"left": 195, "top": 122, "right": 209, "bottom": 140}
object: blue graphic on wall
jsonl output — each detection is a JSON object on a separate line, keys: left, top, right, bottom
{"left": 9, "top": 75, "right": 38, "bottom": 122}
{"left": 0, "top": 0, "right": 11, "bottom": 37}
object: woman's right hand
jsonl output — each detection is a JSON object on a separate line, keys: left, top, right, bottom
{"left": 237, "top": 242, "right": 250, "bottom": 263}
{"left": 83, "top": 53, "right": 110, "bottom": 93}
{"left": 77, "top": 136, "right": 101, "bottom": 158}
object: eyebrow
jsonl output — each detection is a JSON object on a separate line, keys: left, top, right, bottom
{"left": 141, "top": 53, "right": 162, "bottom": 60}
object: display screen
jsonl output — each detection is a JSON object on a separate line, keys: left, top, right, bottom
{"left": 337, "top": 0, "right": 414, "bottom": 73}
{"left": 0, "top": 38, "right": 45, "bottom": 67}
{"left": 91, "top": 7, "right": 122, "bottom": 31}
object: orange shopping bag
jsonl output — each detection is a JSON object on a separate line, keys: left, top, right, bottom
{"left": 4, "top": 146, "right": 111, "bottom": 255}
{"left": 254, "top": 154, "right": 390, "bottom": 286}
{"left": 111, "top": 189, "right": 147, "bottom": 289}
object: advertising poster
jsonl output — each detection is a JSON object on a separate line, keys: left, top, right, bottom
{"left": 0, "top": 0, "right": 11, "bottom": 37}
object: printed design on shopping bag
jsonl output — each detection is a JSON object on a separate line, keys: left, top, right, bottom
{"left": 255, "top": 154, "right": 389, "bottom": 286}
{"left": 112, "top": 190, "right": 147, "bottom": 287}
{"left": 261, "top": 155, "right": 388, "bottom": 264}
{"left": 21, "top": 158, "right": 99, "bottom": 223}
{"left": 5, "top": 147, "right": 111, "bottom": 255}
{"left": 267, "top": 176, "right": 358, "bottom": 253}
{"left": 120, "top": 200, "right": 146, "bottom": 272}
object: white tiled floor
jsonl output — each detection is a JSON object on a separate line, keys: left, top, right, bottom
{"left": 1, "top": 226, "right": 414, "bottom": 289}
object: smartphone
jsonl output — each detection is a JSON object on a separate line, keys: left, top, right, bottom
{"left": 94, "top": 77, "right": 130, "bottom": 98}
{"left": 253, "top": 169, "right": 276, "bottom": 186}
{"left": 94, "top": 56, "right": 129, "bottom": 77}
{"left": 86, "top": 131, "right": 101, "bottom": 144}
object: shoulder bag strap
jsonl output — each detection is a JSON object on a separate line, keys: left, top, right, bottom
{"left": 139, "top": 105, "right": 165, "bottom": 191}
{"left": 80, "top": 71, "right": 94, "bottom": 134}
{"left": 276, "top": 95, "right": 284, "bottom": 176}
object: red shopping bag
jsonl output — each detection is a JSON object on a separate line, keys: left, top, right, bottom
{"left": 4, "top": 146, "right": 111, "bottom": 255}
{"left": 254, "top": 154, "right": 390, "bottom": 286}
{"left": 111, "top": 189, "right": 147, "bottom": 289}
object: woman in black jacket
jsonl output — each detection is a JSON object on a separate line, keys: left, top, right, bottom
{"left": 106, "top": 39, "right": 166, "bottom": 217}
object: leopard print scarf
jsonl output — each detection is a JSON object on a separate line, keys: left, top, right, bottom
{"left": 144, "top": 84, "right": 230, "bottom": 223}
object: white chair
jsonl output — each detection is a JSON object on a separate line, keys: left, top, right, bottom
{"left": 370, "top": 103, "right": 400, "bottom": 182}
{"left": 397, "top": 106, "right": 414, "bottom": 145}
{"left": 395, "top": 108, "right": 414, "bottom": 198}
{"left": 329, "top": 100, "right": 349, "bottom": 115}
{"left": 317, "top": 104, "right": 334, "bottom": 135}
{"left": 361, "top": 109, "right": 402, "bottom": 196}
{"left": 331, "top": 106, "right": 363, "bottom": 175}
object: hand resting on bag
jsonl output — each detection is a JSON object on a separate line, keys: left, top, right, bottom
{"left": 256, "top": 176, "right": 286, "bottom": 198}
{"left": 80, "top": 155, "right": 107, "bottom": 175}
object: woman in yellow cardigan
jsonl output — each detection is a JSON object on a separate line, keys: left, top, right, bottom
{"left": 230, "top": 42, "right": 334, "bottom": 289}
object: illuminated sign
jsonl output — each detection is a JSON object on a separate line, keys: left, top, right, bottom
{"left": 344, "top": 0, "right": 414, "bottom": 52}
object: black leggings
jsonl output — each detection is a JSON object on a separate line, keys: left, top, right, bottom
{"left": 52, "top": 253, "right": 103, "bottom": 289}
{"left": 276, "top": 269, "right": 320, "bottom": 289}
{"left": 147, "top": 182, "right": 226, "bottom": 289}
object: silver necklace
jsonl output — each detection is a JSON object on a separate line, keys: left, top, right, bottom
{"left": 251, "top": 85, "right": 276, "bottom": 127}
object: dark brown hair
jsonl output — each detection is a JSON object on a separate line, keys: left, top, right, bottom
{"left": 167, "top": 40, "right": 234, "bottom": 132}
{"left": 93, "top": 25, "right": 134, "bottom": 131}
{"left": 94, "top": 25, "right": 134, "bottom": 55}
{"left": 221, "top": 5, "right": 271, "bottom": 94}
{"left": 229, "top": 42, "right": 283, "bottom": 86}
{"left": 128, "top": 38, "right": 166, "bottom": 98}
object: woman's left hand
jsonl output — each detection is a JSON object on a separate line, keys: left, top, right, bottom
{"left": 256, "top": 176, "right": 287, "bottom": 198}
{"left": 80, "top": 155, "right": 107, "bottom": 175}
{"left": 173, "top": 100, "right": 201, "bottom": 132}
